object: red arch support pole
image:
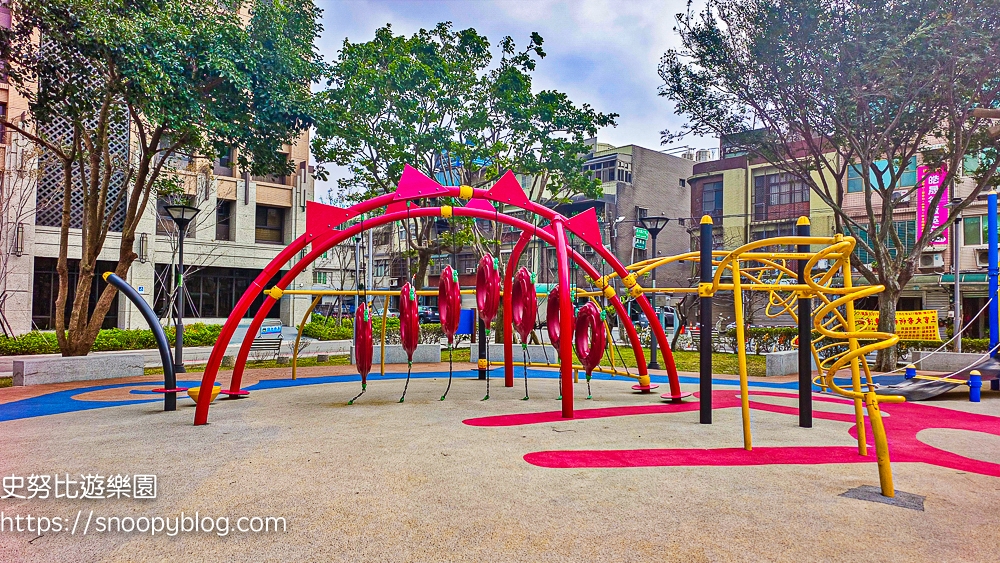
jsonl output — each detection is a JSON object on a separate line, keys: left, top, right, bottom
{"left": 503, "top": 230, "right": 533, "bottom": 387}
{"left": 553, "top": 220, "right": 574, "bottom": 419}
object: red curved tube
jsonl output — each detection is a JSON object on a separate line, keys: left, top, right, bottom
{"left": 476, "top": 254, "right": 501, "bottom": 324}
{"left": 355, "top": 302, "right": 373, "bottom": 381}
{"left": 553, "top": 220, "right": 574, "bottom": 418}
{"left": 574, "top": 302, "right": 607, "bottom": 375}
{"left": 512, "top": 267, "right": 537, "bottom": 344}
{"left": 399, "top": 282, "right": 419, "bottom": 361}
{"left": 503, "top": 230, "right": 532, "bottom": 387}
{"left": 438, "top": 265, "right": 462, "bottom": 344}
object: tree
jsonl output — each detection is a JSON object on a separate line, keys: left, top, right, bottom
{"left": 659, "top": 0, "right": 1000, "bottom": 369}
{"left": 0, "top": 0, "right": 324, "bottom": 355}
{"left": 312, "top": 22, "right": 617, "bottom": 286}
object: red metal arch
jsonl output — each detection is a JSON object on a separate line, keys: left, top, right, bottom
{"left": 193, "top": 166, "right": 681, "bottom": 425}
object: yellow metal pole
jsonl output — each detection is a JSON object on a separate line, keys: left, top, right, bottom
{"left": 840, "top": 257, "right": 868, "bottom": 456}
{"left": 291, "top": 295, "right": 323, "bottom": 381}
{"left": 731, "top": 259, "right": 752, "bottom": 450}
{"left": 865, "top": 391, "right": 895, "bottom": 497}
{"left": 379, "top": 300, "right": 389, "bottom": 377}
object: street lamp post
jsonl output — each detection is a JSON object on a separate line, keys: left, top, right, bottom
{"left": 639, "top": 215, "right": 671, "bottom": 370}
{"left": 949, "top": 197, "right": 964, "bottom": 352}
{"left": 164, "top": 204, "right": 201, "bottom": 374}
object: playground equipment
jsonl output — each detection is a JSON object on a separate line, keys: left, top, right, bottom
{"left": 476, "top": 254, "right": 501, "bottom": 400}
{"left": 102, "top": 272, "right": 185, "bottom": 411}
{"left": 439, "top": 265, "right": 462, "bottom": 400}
{"left": 190, "top": 164, "right": 961, "bottom": 499}
{"left": 194, "top": 165, "right": 680, "bottom": 426}
{"left": 511, "top": 267, "right": 538, "bottom": 400}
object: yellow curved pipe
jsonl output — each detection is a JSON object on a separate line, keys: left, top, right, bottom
{"left": 291, "top": 295, "right": 324, "bottom": 381}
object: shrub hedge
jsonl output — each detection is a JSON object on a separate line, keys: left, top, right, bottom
{"left": 0, "top": 324, "right": 223, "bottom": 356}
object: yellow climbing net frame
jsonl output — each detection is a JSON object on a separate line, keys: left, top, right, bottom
{"left": 601, "top": 229, "right": 903, "bottom": 497}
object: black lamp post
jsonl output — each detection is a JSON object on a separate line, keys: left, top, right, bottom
{"left": 164, "top": 204, "right": 200, "bottom": 374}
{"left": 639, "top": 215, "right": 670, "bottom": 369}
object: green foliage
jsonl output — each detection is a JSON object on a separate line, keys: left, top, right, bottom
{"left": 0, "top": 0, "right": 325, "bottom": 355}
{"left": 312, "top": 22, "right": 616, "bottom": 282}
{"left": 0, "top": 324, "right": 223, "bottom": 355}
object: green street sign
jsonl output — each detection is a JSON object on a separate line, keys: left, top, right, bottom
{"left": 634, "top": 227, "right": 649, "bottom": 240}
{"left": 633, "top": 237, "right": 647, "bottom": 250}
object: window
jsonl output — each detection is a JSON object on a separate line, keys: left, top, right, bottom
{"left": 963, "top": 216, "right": 989, "bottom": 246}
{"left": 252, "top": 152, "right": 290, "bottom": 185}
{"left": 635, "top": 206, "right": 648, "bottom": 221}
{"left": 964, "top": 152, "right": 987, "bottom": 177}
{"left": 255, "top": 205, "right": 285, "bottom": 244}
{"left": 0, "top": 102, "right": 6, "bottom": 143}
{"left": 214, "top": 147, "right": 235, "bottom": 177}
{"left": 373, "top": 259, "right": 389, "bottom": 277}
{"left": 679, "top": 179, "right": 686, "bottom": 187}
{"left": 853, "top": 220, "right": 917, "bottom": 264}
{"left": 215, "top": 201, "right": 233, "bottom": 241}
{"left": 702, "top": 181, "right": 723, "bottom": 217}
{"left": 153, "top": 265, "right": 282, "bottom": 320}
{"left": 313, "top": 271, "right": 328, "bottom": 285}
{"left": 753, "top": 173, "right": 809, "bottom": 220}
{"left": 847, "top": 157, "right": 918, "bottom": 193}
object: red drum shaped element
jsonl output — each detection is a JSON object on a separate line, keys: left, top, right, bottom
{"left": 546, "top": 286, "right": 563, "bottom": 347}
{"left": 476, "top": 254, "right": 501, "bottom": 325}
{"left": 574, "top": 302, "right": 607, "bottom": 375}
{"left": 438, "top": 265, "right": 462, "bottom": 344}
{"left": 355, "top": 302, "right": 374, "bottom": 380}
{"left": 511, "top": 267, "right": 537, "bottom": 343}
{"left": 399, "top": 282, "right": 420, "bottom": 361}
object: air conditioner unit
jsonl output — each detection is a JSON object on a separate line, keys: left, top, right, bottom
{"left": 815, "top": 259, "right": 830, "bottom": 270}
{"left": 976, "top": 248, "right": 991, "bottom": 268}
{"left": 918, "top": 251, "right": 944, "bottom": 269}
{"left": 388, "top": 279, "right": 399, "bottom": 287}
{"left": 465, "top": 267, "right": 476, "bottom": 274}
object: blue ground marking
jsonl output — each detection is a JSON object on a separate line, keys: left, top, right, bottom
{"left": 0, "top": 369, "right": 804, "bottom": 423}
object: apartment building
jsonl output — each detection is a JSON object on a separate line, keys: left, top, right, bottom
{"left": 0, "top": 54, "right": 315, "bottom": 336}
{"left": 687, "top": 138, "right": 991, "bottom": 336}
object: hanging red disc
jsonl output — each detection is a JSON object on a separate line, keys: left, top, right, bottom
{"left": 546, "top": 286, "right": 562, "bottom": 348}
{"left": 476, "top": 254, "right": 500, "bottom": 324}
{"left": 438, "top": 265, "right": 462, "bottom": 344}
{"left": 354, "top": 302, "right": 373, "bottom": 382}
{"left": 574, "top": 301, "right": 607, "bottom": 375}
{"left": 399, "top": 282, "right": 420, "bottom": 361}
{"left": 512, "top": 267, "right": 537, "bottom": 344}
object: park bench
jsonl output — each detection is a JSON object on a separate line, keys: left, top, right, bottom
{"left": 249, "top": 321, "right": 283, "bottom": 361}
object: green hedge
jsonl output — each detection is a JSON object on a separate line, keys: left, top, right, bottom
{"left": 0, "top": 324, "right": 223, "bottom": 356}
{"left": 303, "top": 315, "right": 444, "bottom": 344}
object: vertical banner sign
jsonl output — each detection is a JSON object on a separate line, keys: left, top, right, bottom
{"left": 916, "top": 165, "right": 949, "bottom": 247}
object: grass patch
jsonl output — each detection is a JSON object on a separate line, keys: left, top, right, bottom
{"left": 0, "top": 377, "right": 11, "bottom": 388}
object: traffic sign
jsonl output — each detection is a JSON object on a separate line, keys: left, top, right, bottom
{"left": 634, "top": 227, "right": 649, "bottom": 240}
{"left": 633, "top": 237, "right": 647, "bottom": 250}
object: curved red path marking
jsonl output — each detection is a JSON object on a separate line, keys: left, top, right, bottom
{"left": 464, "top": 391, "right": 1000, "bottom": 478}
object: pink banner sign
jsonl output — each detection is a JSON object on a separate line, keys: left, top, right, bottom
{"left": 916, "top": 165, "right": 949, "bottom": 247}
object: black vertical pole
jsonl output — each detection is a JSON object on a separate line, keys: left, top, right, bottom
{"left": 699, "top": 215, "right": 713, "bottom": 424}
{"left": 648, "top": 232, "right": 660, "bottom": 370}
{"left": 478, "top": 316, "right": 487, "bottom": 380}
{"left": 174, "top": 226, "right": 186, "bottom": 375}
{"left": 797, "top": 217, "right": 812, "bottom": 428}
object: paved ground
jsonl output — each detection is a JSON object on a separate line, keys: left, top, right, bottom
{"left": 1, "top": 363, "right": 998, "bottom": 562}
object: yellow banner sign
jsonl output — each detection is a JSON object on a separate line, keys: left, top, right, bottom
{"left": 855, "top": 310, "right": 941, "bottom": 341}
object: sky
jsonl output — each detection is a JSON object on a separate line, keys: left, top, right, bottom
{"left": 311, "top": 0, "right": 712, "bottom": 196}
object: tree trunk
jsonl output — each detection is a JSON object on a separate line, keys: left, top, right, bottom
{"left": 873, "top": 287, "right": 899, "bottom": 371}
{"left": 414, "top": 248, "right": 433, "bottom": 288}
